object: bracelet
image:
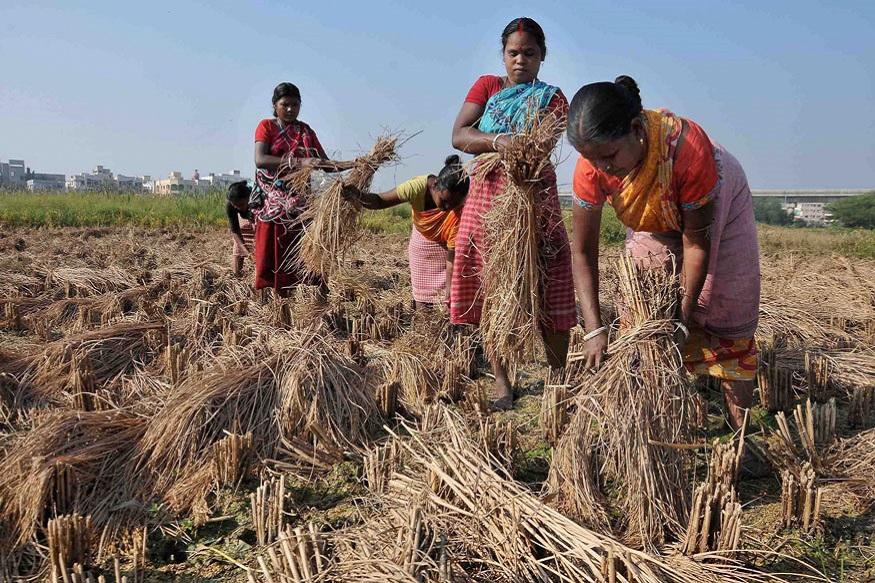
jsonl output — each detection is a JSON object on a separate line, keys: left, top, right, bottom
{"left": 675, "top": 322, "right": 690, "bottom": 340}
{"left": 582, "top": 326, "right": 608, "bottom": 342}
{"left": 491, "top": 133, "right": 507, "bottom": 151}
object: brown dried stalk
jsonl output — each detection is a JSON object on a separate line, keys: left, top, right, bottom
{"left": 251, "top": 475, "right": 286, "bottom": 546}
{"left": 548, "top": 254, "right": 697, "bottom": 549}
{"left": 382, "top": 406, "right": 802, "bottom": 582}
{"left": 297, "top": 135, "right": 399, "bottom": 277}
{"left": 849, "top": 386, "right": 875, "bottom": 429}
{"left": 477, "top": 111, "right": 566, "bottom": 366}
{"left": 0, "top": 409, "right": 146, "bottom": 554}
{"left": 781, "top": 463, "right": 822, "bottom": 532}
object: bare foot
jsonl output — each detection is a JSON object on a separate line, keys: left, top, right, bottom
{"left": 491, "top": 373, "right": 513, "bottom": 412}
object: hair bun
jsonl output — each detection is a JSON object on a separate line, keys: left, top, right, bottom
{"left": 613, "top": 75, "right": 642, "bottom": 109}
{"left": 444, "top": 154, "right": 461, "bottom": 166}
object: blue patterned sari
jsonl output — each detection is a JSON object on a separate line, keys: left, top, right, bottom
{"left": 477, "top": 80, "right": 560, "bottom": 134}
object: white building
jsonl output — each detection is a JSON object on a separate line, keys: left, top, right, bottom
{"left": 26, "top": 173, "right": 66, "bottom": 191}
{"left": 152, "top": 171, "right": 199, "bottom": 195}
{"left": 66, "top": 165, "right": 115, "bottom": 190}
{"left": 115, "top": 174, "right": 143, "bottom": 191}
{"left": 197, "top": 170, "right": 246, "bottom": 190}
{"left": 793, "top": 202, "right": 833, "bottom": 226}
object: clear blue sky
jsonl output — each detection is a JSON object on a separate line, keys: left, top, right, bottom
{"left": 1, "top": 0, "right": 873, "bottom": 190}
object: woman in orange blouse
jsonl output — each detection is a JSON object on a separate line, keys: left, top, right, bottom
{"left": 345, "top": 155, "right": 469, "bottom": 308}
{"left": 567, "top": 76, "right": 760, "bottom": 432}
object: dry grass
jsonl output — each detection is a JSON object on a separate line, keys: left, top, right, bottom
{"left": 548, "top": 254, "right": 698, "bottom": 549}
{"left": 473, "top": 112, "right": 566, "bottom": 366}
{"left": 297, "top": 135, "right": 399, "bottom": 277}
{"left": 0, "top": 226, "right": 866, "bottom": 580}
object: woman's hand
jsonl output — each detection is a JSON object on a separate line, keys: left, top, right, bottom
{"left": 297, "top": 157, "right": 321, "bottom": 170}
{"left": 341, "top": 185, "right": 361, "bottom": 201}
{"left": 493, "top": 133, "right": 513, "bottom": 153}
{"left": 582, "top": 332, "right": 609, "bottom": 370}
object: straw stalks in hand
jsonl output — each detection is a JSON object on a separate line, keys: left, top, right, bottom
{"left": 548, "top": 254, "right": 697, "bottom": 549}
{"left": 475, "top": 111, "right": 566, "bottom": 366}
{"left": 296, "top": 135, "right": 399, "bottom": 277}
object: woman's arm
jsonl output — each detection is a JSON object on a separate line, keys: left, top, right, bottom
{"left": 227, "top": 207, "right": 249, "bottom": 254}
{"left": 254, "top": 141, "right": 286, "bottom": 172}
{"left": 343, "top": 186, "right": 403, "bottom": 210}
{"left": 451, "top": 102, "right": 510, "bottom": 155}
{"left": 679, "top": 202, "right": 713, "bottom": 325}
{"left": 571, "top": 204, "right": 608, "bottom": 368}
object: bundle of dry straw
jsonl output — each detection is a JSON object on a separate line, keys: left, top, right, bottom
{"left": 366, "top": 406, "right": 803, "bottom": 583}
{"left": 17, "top": 322, "right": 164, "bottom": 411}
{"left": 0, "top": 409, "right": 146, "bottom": 555}
{"left": 136, "top": 329, "right": 381, "bottom": 514}
{"left": 548, "top": 254, "right": 698, "bottom": 549}
{"left": 296, "top": 135, "right": 399, "bottom": 277}
{"left": 471, "top": 110, "right": 566, "bottom": 366}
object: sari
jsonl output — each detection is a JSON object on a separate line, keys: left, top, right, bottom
{"left": 252, "top": 119, "right": 326, "bottom": 292}
{"left": 450, "top": 80, "right": 576, "bottom": 332}
{"left": 573, "top": 111, "right": 760, "bottom": 380}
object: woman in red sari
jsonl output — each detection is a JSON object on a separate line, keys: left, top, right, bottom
{"left": 450, "top": 18, "right": 575, "bottom": 410}
{"left": 252, "top": 82, "right": 347, "bottom": 296}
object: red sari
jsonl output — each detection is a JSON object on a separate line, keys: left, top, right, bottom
{"left": 253, "top": 119, "right": 326, "bottom": 292}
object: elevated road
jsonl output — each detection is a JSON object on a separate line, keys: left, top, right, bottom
{"left": 557, "top": 189, "right": 871, "bottom": 207}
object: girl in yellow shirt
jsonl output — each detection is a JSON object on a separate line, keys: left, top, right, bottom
{"left": 347, "top": 155, "right": 469, "bottom": 308}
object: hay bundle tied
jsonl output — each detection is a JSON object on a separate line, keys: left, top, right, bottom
{"left": 0, "top": 409, "right": 146, "bottom": 556}
{"left": 547, "top": 254, "right": 699, "bottom": 549}
{"left": 469, "top": 108, "right": 566, "bottom": 366}
{"left": 136, "top": 329, "right": 381, "bottom": 514}
{"left": 296, "top": 135, "right": 399, "bottom": 277}
{"left": 373, "top": 406, "right": 802, "bottom": 583}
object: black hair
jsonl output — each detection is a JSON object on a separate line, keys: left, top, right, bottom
{"left": 272, "top": 82, "right": 301, "bottom": 115}
{"left": 501, "top": 17, "right": 547, "bottom": 59}
{"left": 567, "top": 75, "right": 644, "bottom": 147}
{"left": 227, "top": 180, "right": 251, "bottom": 202}
{"left": 435, "top": 154, "right": 469, "bottom": 196}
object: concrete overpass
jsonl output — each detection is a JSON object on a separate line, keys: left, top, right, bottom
{"left": 557, "top": 188, "right": 871, "bottom": 207}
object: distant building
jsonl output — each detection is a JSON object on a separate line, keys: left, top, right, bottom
{"left": 26, "top": 173, "right": 66, "bottom": 191}
{"left": 66, "top": 165, "right": 115, "bottom": 190}
{"left": 115, "top": 174, "right": 143, "bottom": 191}
{"left": 793, "top": 202, "right": 833, "bottom": 226}
{"left": 0, "top": 159, "right": 27, "bottom": 188}
{"left": 197, "top": 170, "right": 245, "bottom": 190}
{"left": 152, "top": 171, "right": 199, "bottom": 195}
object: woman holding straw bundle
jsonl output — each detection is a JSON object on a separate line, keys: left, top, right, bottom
{"left": 450, "top": 17, "right": 576, "bottom": 410}
{"left": 567, "top": 76, "right": 760, "bottom": 431}
{"left": 344, "top": 155, "right": 469, "bottom": 308}
{"left": 252, "top": 82, "right": 349, "bottom": 296}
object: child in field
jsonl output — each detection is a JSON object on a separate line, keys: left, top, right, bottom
{"left": 227, "top": 181, "right": 255, "bottom": 276}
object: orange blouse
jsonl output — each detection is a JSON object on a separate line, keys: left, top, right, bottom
{"left": 572, "top": 110, "right": 718, "bottom": 233}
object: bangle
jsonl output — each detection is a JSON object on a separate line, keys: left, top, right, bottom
{"left": 675, "top": 322, "right": 690, "bottom": 340}
{"left": 583, "top": 326, "right": 608, "bottom": 342}
{"left": 491, "top": 133, "right": 507, "bottom": 151}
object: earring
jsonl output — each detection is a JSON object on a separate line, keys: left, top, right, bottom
{"left": 639, "top": 138, "right": 644, "bottom": 145}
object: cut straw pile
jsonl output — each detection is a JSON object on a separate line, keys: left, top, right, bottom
{"left": 471, "top": 110, "right": 566, "bottom": 366}
{"left": 136, "top": 328, "right": 381, "bottom": 514}
{"left": 248, "top": 405, "right": 811, "bottom": 582}
{"left": 295, "top": 135, "right": 399, "bottom": 277}
{"left": 547, "top": 253, "right": 697, "bottom": 549}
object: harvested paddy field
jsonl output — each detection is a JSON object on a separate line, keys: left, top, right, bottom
{"left": 1, "top": 225, "right": 874, "bottom": 582}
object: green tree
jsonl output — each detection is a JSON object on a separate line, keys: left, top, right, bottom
{"left": 827, "top": 193, "right": 875, "bottom": 229}
{"left": 753, "top": 198, "right": 794, "bottom": 226}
